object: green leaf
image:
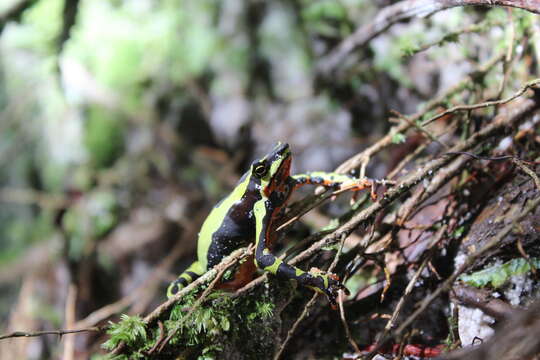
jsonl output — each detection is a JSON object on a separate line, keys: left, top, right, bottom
{"left": 459, "top": 258, "right": 540, "bottom": 288}
{"left": 391, "top": 133, "right": 406, "bottom": 144}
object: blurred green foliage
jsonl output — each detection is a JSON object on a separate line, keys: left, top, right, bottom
{"left": 84, "top": 107, "right": 124, "bottom": 168}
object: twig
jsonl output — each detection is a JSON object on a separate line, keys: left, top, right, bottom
{"left": 273, "top": 293, "right": 319, "bottom": 360}
{"left": 405, "top": 19, "right": 503, "bottom": 57}
{"left": 396, "top": 154, "right": 470, "bottom": 225}
{"left": 318, "top": 0, "right": 540, "bottom": 74}
{"left": 0, "top": 327, "right": 103, "bottom": 341}
{"left": 444, "top": 152, "right": 540, "bottom": 191}
{"left": 387, "top": 143, "right": 428, "bottom": 180}
{"left": 144, "top": 321, "right": 165, "bottom": 356}
{"left": 143, "top": 246, "right": 252, "bottom": 327}
{"left": 62, "top": 284, "right": 77, "bottom": 360}
{"left": 421, "top": 78, "right": 540, "bottom": 126}
{"left": 334, "top": 52, "right": 504, "bottom": 175}
{"left": 276, "top": 191, "right": 337, "bottom": 232}
{"left": 511, "top": 158, "right": 540, "bottom": 191}
{"left": 390, "top": 109, "right": 448, "bottom": 149}
{"left": 440, "top": 300, "right": 540, "bottom": 360}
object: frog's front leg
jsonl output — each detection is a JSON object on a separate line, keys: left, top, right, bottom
{"left": 292, "top": 172, "right": 376, "bottom": 199}
{"left": 253, "top": 199, "right": 347, "bottom": 306}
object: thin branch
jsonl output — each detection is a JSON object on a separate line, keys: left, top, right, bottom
{"left": 405, "top": 19, "right": 503, "bottom": 56}
{"left": 318, "top": 0, "right": 540, "bottom": 74}
{"left": 143, "top": 246, "right": 253, "bottom": 328}
{"left": 334, "top": 52, "right": 504, "bottom": 175}
{"left": 512, "top": 158, "right": 540, "bottom": 191}
{"left": 273, "top": 293, "right": 319, "bottom": 360}
{"left": 421, "top": 79, "right": 540, "bottom": 126}
{"left": 451, "top": 283, "right": 515, "bottom": 321}
{"left": 390, "top": 110, "right": 449, "bottom": 150}
{"left": 0, "top": 327, "right": 103, "bottom": 341}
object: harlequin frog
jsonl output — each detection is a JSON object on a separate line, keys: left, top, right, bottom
{"left": 168, "top": 143, "right": 374, "bottom": 306}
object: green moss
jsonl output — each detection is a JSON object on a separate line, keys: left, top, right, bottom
{"left": 103, "top": 282, "right": 288, "bottom": 359}
{"left": 102, "top": 314, "right": 147, "bottom": 352}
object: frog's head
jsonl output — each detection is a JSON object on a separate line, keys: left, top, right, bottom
{"left": 251, "top": 142, "right": 292, "bottom": 198}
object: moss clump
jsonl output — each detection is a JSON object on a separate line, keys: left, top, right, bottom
{"left": 103, "top": 281, "right": 290, "bottom": 359}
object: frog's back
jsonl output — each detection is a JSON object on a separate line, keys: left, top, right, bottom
{"left": 197, "top": 172, "right": 258, "bottom": 269}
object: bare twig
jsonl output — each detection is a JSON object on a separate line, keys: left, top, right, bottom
{"left": 0, "top": 327, "right": 103, "bottom": 341}
{"left": 144, "top": 247, "right": 252, "bottom": 327}
{"left": 496, "top": 9, "right": 515, "bottom": 99}
{"left": 390, "top": 109, "right": 448, "bottom": 149}
{"left": 421, "top": 79, "right": 540, "bottom": 126}
{"left": 62, "top": 284, "right": 77, "bottom": 360}
{"left": 405, "top": 19, "right": 503, "bottom": 56}
{"left": 512, "top": 158, "right": 540, "bottom": 191}
{"left": 273, "top": 292, "right": 319, "bottom": 360}
{"left": 441, "top": 300, "right": 540, "bottom": 360}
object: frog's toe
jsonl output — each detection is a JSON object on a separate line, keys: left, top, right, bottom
{"left": 323, "top": 274, "right": 350, "bottom": 307}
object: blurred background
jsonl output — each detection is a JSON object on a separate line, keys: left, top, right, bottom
{"left": 0, "top": 0, "right": 537, "bottom": 358}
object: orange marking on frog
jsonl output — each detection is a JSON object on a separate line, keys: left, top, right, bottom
{"left": 216, "top": 255, "right": 257, "bottom": 290}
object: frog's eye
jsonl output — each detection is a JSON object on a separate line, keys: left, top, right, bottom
{"left": 253, "top": 162, "right": 268, "bottom": 178}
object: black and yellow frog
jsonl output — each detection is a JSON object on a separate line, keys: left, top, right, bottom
{"left": 168, "top": 142, "right": 373, "bottom": 306}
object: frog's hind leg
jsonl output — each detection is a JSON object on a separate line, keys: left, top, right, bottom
{"left": 167, "top": 261, "right": 205, "bottom": 298}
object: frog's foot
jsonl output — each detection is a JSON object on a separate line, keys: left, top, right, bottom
{"left": 339, "top": 178, "right": 376, "bottom": 200}
{"left": 309, "top": 270, "right": 350, "bottom": 308}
